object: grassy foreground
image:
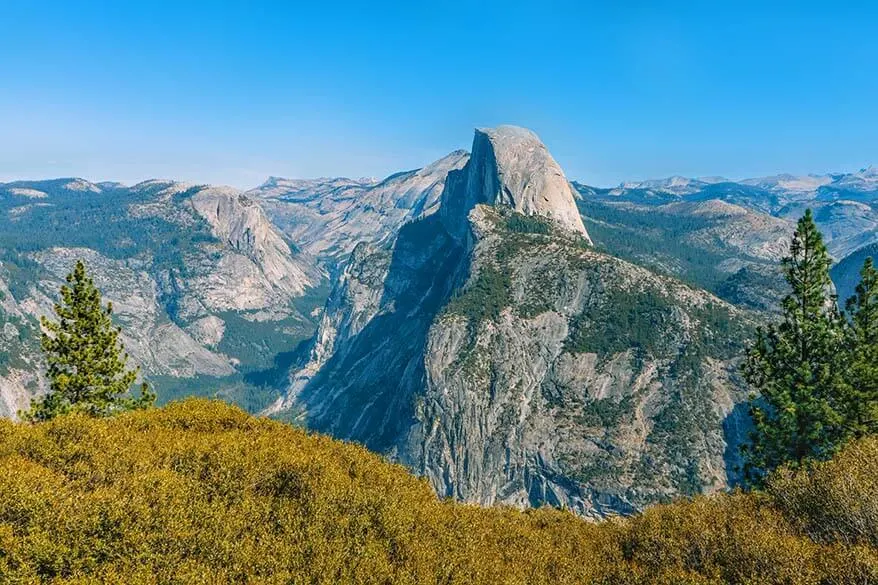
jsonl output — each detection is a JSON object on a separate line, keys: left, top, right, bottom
{"left": 0, "top": 400, "right": 875, "bottom": 584}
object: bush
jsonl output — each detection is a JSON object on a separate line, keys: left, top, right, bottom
{"left": 0, "top": 400, "right": 874, "bottom": 584}
{"left": 766, "top": 436, "right": 878, "bottom": 547}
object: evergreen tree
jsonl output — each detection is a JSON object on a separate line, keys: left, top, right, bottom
{"left": 843, "top": 257, "right": 878, "bottom": 437}
{"left": 23, "top": 260, "right": 155, "bottom": 421}
{"left": 741, "top": 209, "right": 848, "bottom": 485}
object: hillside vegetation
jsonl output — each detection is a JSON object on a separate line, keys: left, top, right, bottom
{"left": 0, "top": 180, "right": 328, "bottom": 417}
{"left": 0, "top": 400, "right": 875, "bottom": 584}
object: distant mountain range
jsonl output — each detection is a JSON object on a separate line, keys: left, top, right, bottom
{"left": 615, "top": 166, "right": 878, "bottom": 200}
{"left": 2, "top": 135, "right": 877, "bottom": 517}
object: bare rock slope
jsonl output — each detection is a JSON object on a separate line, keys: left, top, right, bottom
{"left": 248, "top": 151, "right": 470, "bottom": 260}
{"left": 0, "top": 179, "right": 328, "bottom": 417}
{"left": 440, "top": 126, "right": 590, "bottom": 242}
{"left": 277, "top": 127, "right": 752, "bottom": 517}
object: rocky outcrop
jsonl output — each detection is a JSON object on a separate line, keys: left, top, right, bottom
{"left": 248, "top": 151, "right": 470, "bottom": 260}
{"left": 191, "top": 187, "right": 322, "bottom": 303}
{"left": 440, "top": 126, "right": 590, "bottom": 243}
{"left": 186, "top": 315, "right": 226, "bottom": 348}
{"left": 278, "top": 126, "right": 751, "bottom": 517}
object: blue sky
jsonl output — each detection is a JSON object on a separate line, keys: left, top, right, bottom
{"left": 1, "top": 1, "right": 877, "bottom": 188}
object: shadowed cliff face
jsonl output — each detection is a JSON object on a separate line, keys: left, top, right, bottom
{"left": 279, "top": 126, "right": 753, "bottom": 518}
{"left": 290, "top": 215, "right": 467, "bottom": 452}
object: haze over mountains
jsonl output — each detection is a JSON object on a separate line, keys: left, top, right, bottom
{"left": 2, "top": 127, "right": 877, "bottom": 517}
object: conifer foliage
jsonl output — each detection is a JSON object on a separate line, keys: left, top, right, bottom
{"left": 742, "top": 210, "right": 849, "bottom": 484}
{"left": 23, "top": 260, "right": 154, "bottom": 421}
{"left": 844, "top": 257, "right": 878, "bottom": 437}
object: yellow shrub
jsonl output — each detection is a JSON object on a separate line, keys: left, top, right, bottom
{"left": 0, "top": 399, "right": 874, "bottom": 584}
{"left": 767, "top": 436, "right": 878, "bottom": 547}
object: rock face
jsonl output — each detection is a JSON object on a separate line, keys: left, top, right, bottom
{"left": 248, "top": 151, "right": 470, "bottom": 260}
{"left": 277, "top": 126, "right": 752, "bottom": 517}
{"left": 440, "top": 126, "right": 590, "bottom": 243}
{"left": 190, "top": 187, "right": 320, "bottom": 300}
{"left": 0, "top": 179, "right": 328, "bottom": 416}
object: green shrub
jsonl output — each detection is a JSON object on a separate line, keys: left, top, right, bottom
{"left": 505, "top": 214, "right": 551, "bottom": 235}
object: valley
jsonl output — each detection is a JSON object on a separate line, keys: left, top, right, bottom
{"left": 2, "top": 128, "right": 877, "bottom": 518}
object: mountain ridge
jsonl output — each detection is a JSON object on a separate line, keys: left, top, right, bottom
{"left": 269, "top": 126, "right": 755, "bottom": 517}
{"left": 4, "top": 132, "right": 878, "bottom": 519}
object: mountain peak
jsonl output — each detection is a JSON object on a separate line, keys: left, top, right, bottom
{"left": 617, "top": 175, "right": 728, "bottom": 195}
{"left": 419, "top": 149, "right": 470, "bottom": 175}
{"left": 476, "top": 124, "right": 541, "bottom": 142}
{"left": 440, "top": 126, "right": 591, "bottom": 242}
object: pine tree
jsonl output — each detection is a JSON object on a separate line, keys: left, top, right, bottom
{"left": 741, "top": 209, "right": 848, "bottom": 485}
{"left": 23, "top": 260, "right": 155, "bottom": 421}
{"left": 843, "top": 257, "right": 878, "bottom": 437}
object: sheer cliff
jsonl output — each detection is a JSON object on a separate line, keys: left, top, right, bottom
{"left": 275, "top": 127, "right": 753, "bottom": 517}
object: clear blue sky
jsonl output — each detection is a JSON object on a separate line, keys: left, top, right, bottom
{"left": 1, "top": 1, "right": 877, "bottom": 188}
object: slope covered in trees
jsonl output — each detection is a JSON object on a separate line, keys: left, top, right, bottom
{"left": 0, "top": 400, "right": 875, "bottom": 584}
